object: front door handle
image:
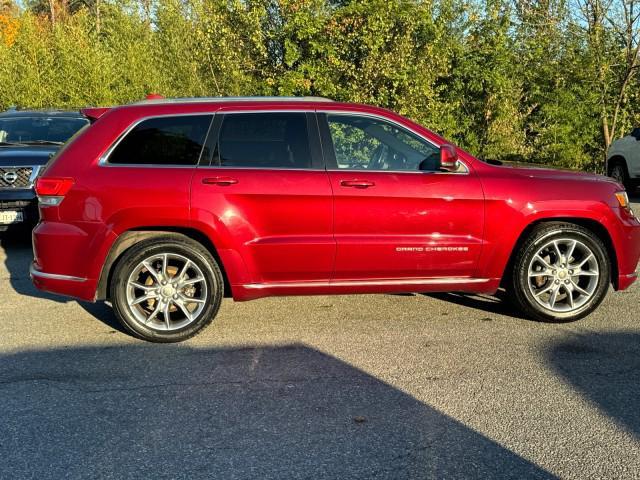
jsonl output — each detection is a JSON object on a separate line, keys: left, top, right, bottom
{"left": 340, "top": 180, "right": 375, "bottom": 189}
{"left": 202, "top": 176, "right": 238, "bottom": 186}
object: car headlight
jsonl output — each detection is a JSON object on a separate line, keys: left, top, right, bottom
{"left": 615, "top": 190, "right": 635, "bottom": 217}
{"left": 615, "top": 191, "right": 630, "bottom": 209}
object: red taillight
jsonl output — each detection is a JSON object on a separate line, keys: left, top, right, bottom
{"left": 35, "top": 177, "right": 74, "bottom": 196}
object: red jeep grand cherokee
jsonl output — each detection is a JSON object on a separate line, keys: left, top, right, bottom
{"left": 30, "top": 97, "right": 640, "bottom": 342}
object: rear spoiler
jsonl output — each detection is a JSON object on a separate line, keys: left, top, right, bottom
{"left": 80, "top": 107, "right": 110, "bottom": 122}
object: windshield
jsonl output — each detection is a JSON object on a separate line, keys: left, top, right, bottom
{"left": 0, "top": 116, "right": 89, "bottom": 144}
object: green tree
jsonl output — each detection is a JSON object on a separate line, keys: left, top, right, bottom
{"left": 0, "top": 0, "right": 639, "bottom": 173}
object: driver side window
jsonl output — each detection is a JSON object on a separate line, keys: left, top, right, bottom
{"left": 327, "top": 114, "right": 440, "bottom": 171}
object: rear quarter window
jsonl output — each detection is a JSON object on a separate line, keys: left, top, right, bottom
{"left": 108, "top": 115, "right": 213, "bottom": 166}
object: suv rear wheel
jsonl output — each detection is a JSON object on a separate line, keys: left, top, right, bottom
{"left": 111, "top": 235, "right": 224, "bottom": 342}
{"left": 510, "top": 223, "right": 610, "bottom": 322}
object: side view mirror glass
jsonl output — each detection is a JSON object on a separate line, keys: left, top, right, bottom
{"left": 440, "top": 144, "right": 458, "bottom": 172}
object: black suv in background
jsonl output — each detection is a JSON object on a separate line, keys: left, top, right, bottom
{"left": 0, "top": 109, "right": 89, "bottom": 231}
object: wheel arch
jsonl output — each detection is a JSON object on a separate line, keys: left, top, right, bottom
{"left": 96, "top": 227, "right": 233, "bottom": 300}
{"left": 500, "top": 217, "right": 618, "bottom": 289}
{"left": 607, "top": 155, "right": 628, "bottom": 175}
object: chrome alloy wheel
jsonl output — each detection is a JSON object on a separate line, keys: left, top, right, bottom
{"left": 126, "top": 253, "right": 208, "bottom": 331}
{"left": 527, "top": 238, "right": 600, "bottom": 313}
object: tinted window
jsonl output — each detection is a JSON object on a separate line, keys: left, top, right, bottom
{"left": 327, "top": 115, "right": 440, "bottom": 171}
{"left": 108, "top": 115, "right": 212, "bottom": 165}
{"left": 0, "top": 116, "right": 89, "bottom": 144}
{"left": 218, "top": 113, "right": 312, "bottom": 168}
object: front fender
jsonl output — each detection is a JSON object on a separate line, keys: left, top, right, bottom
{"left": 477, "top": 198, "right": 617, "bottom": 281}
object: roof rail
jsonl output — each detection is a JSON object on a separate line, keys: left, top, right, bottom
{"left": 132, "top": 96, "right": 334, "bottom": 105}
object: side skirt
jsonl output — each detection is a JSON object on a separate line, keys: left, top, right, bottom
{"left": 232, "top": 277, "right": 501, "bottom": 301}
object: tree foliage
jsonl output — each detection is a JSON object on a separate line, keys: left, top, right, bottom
{"left": 1, "top": 0, "right": 639, "bottom": 171}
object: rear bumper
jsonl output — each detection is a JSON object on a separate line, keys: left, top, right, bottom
{"left": 31, "top": 220, "right": 112, "bottom": 302}
{"left": 30, "top": 262, "right": 98, "bottom": 301}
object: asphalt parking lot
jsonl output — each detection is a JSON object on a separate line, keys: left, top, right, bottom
{"left": 1, "top": 200, "right": 640, "bottom": 479}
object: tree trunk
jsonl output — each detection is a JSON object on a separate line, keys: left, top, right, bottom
{"left": 603, "top": 115, "right": 610, "bottom": 149}
{"left": 96, "top": 0, "right": 101, "bottom": 34}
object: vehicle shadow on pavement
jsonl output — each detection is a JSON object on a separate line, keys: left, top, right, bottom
{"left": 0, "top": 344, "right": 556, "bottom": 480}
{"left": 78, "top": 300, "right": 127, "bottom": 332}
{"left": 0, "top": 232, "right": 128, "bottom": 332}
{"left": 545, "top": 331, "right": 640, "bottom": 439}
{"left": 424, "top": 291, "right": 531, "bottom": 321}
{"left": 0, "top": 231, "right": 68, "bottom": 304}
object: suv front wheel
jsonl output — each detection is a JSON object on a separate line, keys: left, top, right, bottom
{"left": 609, "top": 160, "right": 634, "bottom": 192}
{"left": 111, "top": 235, "right": 224, "bottom": 342}
{"left": 510, "top": 223, "right": 610, "bottom": 322}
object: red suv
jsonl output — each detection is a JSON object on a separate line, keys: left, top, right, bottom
{"left": 30, "top": 97, "right": 640, "bottom": 342}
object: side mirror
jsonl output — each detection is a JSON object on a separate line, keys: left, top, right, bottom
{"left": 440, "top": 145, "right": 458, "bottom": 172}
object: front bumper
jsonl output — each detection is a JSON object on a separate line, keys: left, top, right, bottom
{"left": 0, "top": 190, "right": 38, "bottom": 230}
{"left": 611, "top": 207, "right": 640, "bottom": 290}
{"left": 618, "top": 272, "right": 638, "bottom": 291}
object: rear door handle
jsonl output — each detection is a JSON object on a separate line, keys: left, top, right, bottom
{"left": 202, "top": 176, "right": 238, "bottom": 186}
{"left": 340, "top": 180, "right": 375, "bottom": 189}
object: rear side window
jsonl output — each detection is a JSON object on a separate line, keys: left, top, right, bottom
{"left": 218, "top": 113, "right": 312, "bottom": 169}
{"left": 108, "top": 115, "right": 212, "bottom": 165}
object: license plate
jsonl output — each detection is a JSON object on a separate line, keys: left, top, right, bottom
{"left": 0, "top": 210, "right": 24, "bottom": 225}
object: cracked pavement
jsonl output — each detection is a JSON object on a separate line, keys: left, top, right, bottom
{"left": 1, "top": 199, "right": 640, "bottom": 479}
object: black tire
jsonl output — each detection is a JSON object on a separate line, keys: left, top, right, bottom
{"left": 111, "top": 234, "right": 224, "bottom": 343}
{"left": 509, "top": 223, "right": 610, "bottom": 323}
{"left": 608, "top": 159, "right": 635, "bottom": 192}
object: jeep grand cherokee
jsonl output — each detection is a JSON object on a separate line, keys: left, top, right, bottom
{"left": 30, "top": 97, "right": 640, "bottom": 342}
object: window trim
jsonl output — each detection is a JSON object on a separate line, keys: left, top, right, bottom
{"left": 98, "top": 108, "right": 467, "bottom": 174}
{"left": 200, "top": 114, "right": 223, "bottom": 167}
{"left": 317, "top": 111, "right": 469, "bottom": 175}
{"left": 99, "top": 113, "right": 215, "bottom": 168}
{"left": 204, "top": 111, "right": 324, "bottom": 171}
